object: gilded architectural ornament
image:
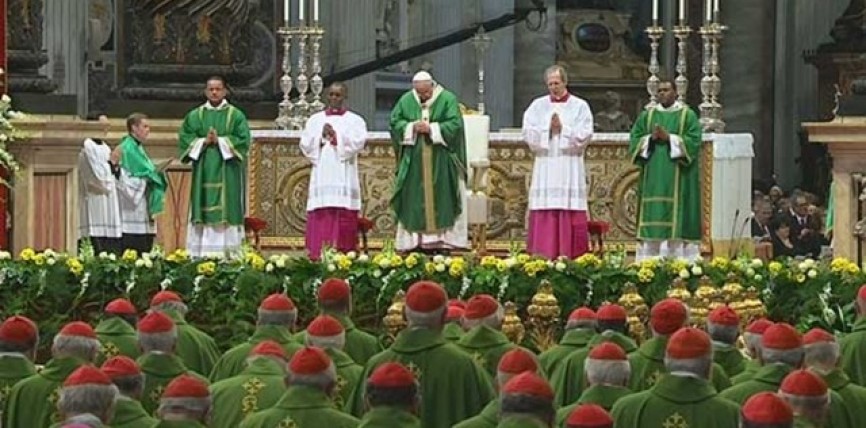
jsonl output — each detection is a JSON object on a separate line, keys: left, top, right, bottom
{"left": 502, "top": 302, "right": 526, "bottom": 344}
{"left": 527, "top": 280, "right": 561, "bottom": 351}
{"left": 383, "top": 290, "right": 407, "bottom": 344}
{"left": 618, "top": 282, "right": 648, "bottom": 343}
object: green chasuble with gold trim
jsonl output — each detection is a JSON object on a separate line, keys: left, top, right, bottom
{"left": 840, "top": 317, "right": 866, "bottom": 386}
{"left": 358, "top": 406, "right": 422, "bottom": 428}
{"left": 556, "top": 384, "right": 632, "bottom": 427}
{"left": 137, "top": 351, "right": 196, "bottom": 416}
{"left": 822, "top": 368, "right": 866, "bottom": 428}
{"left": 327, "top": 348, "right": 364, "bottom": 410}
{"left": 208, "top": 358, "right": 288, "bottom": 428}
{"left": 3, "top": 356, "right": 84, "bottom": 428}
{"left": 210, "top": 325, "right": 302, "bottom": 382}
{"left": 611, "top": 374, "right": 739, "bottom": 428}
{"left": 389, "top": 87, "right": 466, "bottom": 233}
{"left": 627, "top": 336, "right": 730, "bottom": 392}
{"left": 119, "top": 134, "right": 167, "bottom": 216}
{"left": 539, "top": 328, "right": 594, "bottom": 378}
{"left": 294, "top": 314, "right": 382, "bottom": 365}
{"left": 108, "top": 396, "right": 157, "bottom": 428}
{"left": 96, "top": 317, "right": 141, "bottom": 364}
{"left": 551, "top": 331, "right": 637, "bottom": 407}
{"left": 0, "top": 353, "right": 36, "bottom": 414}
{"left": 629, "top": 102, "right": 702, "bottom": 241}
{"left": 453, "top": 400, "right": 499, "bottom": 428}
{"left": 456, "top": 325, "right": 519, "bottom": 377}
{"left": 178, "top": 102, "right": 250, "bottom": 226}
{"left": 346, "top": 328, "right": 495, "bottom": 428}
{"left": 239, "top": 385, "right": 360, "bottom": 428}
{"left": 164, "top": 311, "right": 220, "bottom": 378}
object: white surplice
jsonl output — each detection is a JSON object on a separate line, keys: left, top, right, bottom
{"left": 522, "top": 94, "right": 594, "bottom": 211}
{"left": 117, "top": 168, "right": 155, "bottom": 235}
{"left": 299, "top": 109, "right": 368, "bottom": 211}
{"left": 78, "top": 139, "right": 122, "bottom": 238}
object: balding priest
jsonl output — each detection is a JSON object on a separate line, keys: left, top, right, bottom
{"left": 390, "top": 71, "right": 468, "bottom": 253}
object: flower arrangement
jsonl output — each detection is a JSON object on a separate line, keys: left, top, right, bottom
{"left": 0, "top": 94, "right": 25, "bottom": 186}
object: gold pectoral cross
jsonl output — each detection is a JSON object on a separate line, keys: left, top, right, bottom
{"left": 662, "top": 412, "right": 689, "bottom": 428}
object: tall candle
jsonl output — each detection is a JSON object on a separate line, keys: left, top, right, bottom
{"left": 705, "top": 0, "right": 711, "bottom": 23}
{"left": 678, "top": 0, "right": 685, "bottom": 23}
{"left": 283, "top": 0, "right": 290, "bottom": 24}
{"left": 713, "top": 0, "right": 720, "bottom": 22}
{"left": 313, "top": 0, "right": 319, "bottom": 22}
{"left": 299, "top": 0, "right": 305, "bottom": 23}
{"left": 652, "top": 0, "right": 659, "bottom": 23}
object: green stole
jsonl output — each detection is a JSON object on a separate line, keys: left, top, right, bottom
{"left": 326, "top": 348, "right": 364, "bottom": 410}
{"left": 3, "top": 356, "right": 83, "bottom": 427}
{"left": 239, "top": 385, "right": 360, "bottom": 428}
{"left": 358, "top": 406, "right": 422, "bottom": 428}
{"left": 210, "top": 325, "right": 302, "bottom": 382}
{"left": 551, "top": 331, "right": 637, "bottom": 407}
{"left": 611, "top": 374, "right": 739, "bottom": 428}
{"left": 178, "top": 102, "right": 250, "bottom": 226}
{"left": 296, "top": 314, "right": 382, "bottom": 365}
{"left": 389, "top": 87, "right": 466, "bottom": 232}
{"left": 96, "top": 317, "right": 141, "bottom": 363}
{"left": 346, "top": 328, "right": 495, "bottom": 428}
{"left": 628, "top": 104, "right": 702, "bottom": 241}
{"left": 627, "top": 336, "right": 730, "bottom": 392}
{"left": 539, "top": 328, "right": 594, "bottom": 377}
{"left": 119, "top": 134, "right": 167, "bottom": 216}
{"left": 841, "top": 317, "right": 866, "bottom": 386}
{"left": 712, "top": 343, "right": 746, "bottom": 377}
{"left": 109, "top": 396, "right": 158, "bottom": 428}
{"left": 164, "top": 310, "right": 220, "bottom": 377}
{"left": 208, "top": 358, "right": 287, "bottom": 428}
{"left": 719, "top": 363, "right": 792, "bottom": 405}
{"left": 137, "top": 352, "right": 191, "bottom": 415}
{"left": 452, "top": 400, "right": 499, "bottom": 428}
{"left": 555, "top": 384, "right": 631, "bottom": 427}
{"left": 456, "top": 325, "right": 518, "bottom": 377}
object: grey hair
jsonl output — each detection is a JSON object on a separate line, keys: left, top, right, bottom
{"left": 138, "top": 330, "right": 178, "bottom": 353}
{"left": 152, "top": 301, "right": 188, "bottom": 315}
{"left": 664, "top": 356, "right": 713, "bottom": 380}
{"left": 779, "top": 391, "right": 829, "bottom": 423}
{"left": 707, "top": 322, "right": 740, "bottom": 345}
{"left": 257, "top": 309, "right": 297, "bottom": 327}
{"left": 462, "top": 307, "right": 504, "bottom": 330}
{"left": 565, "top": 319, "right": 596, "bottom": 330}
{"left": 245, "top": 355, "right": 287, "bottom": 371}
{"left": 60, "top": 413, "right": 106, "bottom": 427}
{"left": 804, "top": 342, "right": 840, "bottom": 375}
{"left": 405, "top": 306, "right": 446, "bottom": 328}
{"left": 500, "top": 393, "right": 555, "bottom": 426}
{"left": 111, "top": 374, "right": 144, "bottom": 397}
{"left": 58, "top": 384, "right": 119, "bottom": 420}
{"left": 744, "top": 332, "right": 762, "bottom": 357}
{"left": 157, "top": 397, "right": 211, "bottom": 420}
{"left": 305, "top": 332, "right": 346, "bottom": 351}
{"left": 585, "top": 359, "right": 631, "bottom": 386}
{"left": 761, "top": 348, "right": 804, "bottom": 367}
{"left": 544, "top": 65, "right": 568, "bottom": 85}
{"left": 52, "top": 336, "right": 101, "bottom": 362}
{"left": 287, "top": 364, "right": 337, "bottom": 391}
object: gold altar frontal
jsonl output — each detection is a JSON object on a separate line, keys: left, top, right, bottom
{"left": 248, "top": 134, "right": 714, "bottom": 253}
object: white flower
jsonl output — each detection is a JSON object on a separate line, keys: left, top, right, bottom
{"left": 435, "top": 263, "right": 446, "bottom": 272}
{"left": 44, "top": 249, "right": 56, "bottom": 258}
{"left": 1, "top": 95, "right": 10, "bottom": 104}
{"left": 746, "top": 268, "right": 755, "bottom": 277}
{"left": 160, "top": 278, "right": 172, "bottom": 290}
{"left": 555, "top": 262, "right": 567, "bottom": 272}
{"left": 691, "top": 266, "right": 703, "bottom": 276}
{"left": 358, "top": 254, "right": 370, "bottom": 263}
{"left": 143, "top": 259, "right": 153, "bottom": 269}
{"left": 46, "top": 258, "right": 55, "bottom": 266}
{"left": 327, "top": 263, "right": 336, "bottom": 272}
{"left": 347, "top": 251, "right": 357, "bottom": 260}
{"left": 372, "top": 269, "right": 382, "bottom": 278}
{"left": 0, "top": 251, "right": 10, "bottom": 260}
{"left": 444, "top": 257, "right": 453, "bottom": 266}
{"left": 276, "top": 258, "right": 286, "bottom": 269}
{"left": 505, "top": 257, "right": 517, "bottom": 268}
{"left": 98, "top": 251, "right": 110, "bottom": 259}
{"left": 754, "top": 274, "right": 763, "bottom": 282}
{"left": 807, "top": 269, "right": 818, "bottom": 279}
{"left": 0, "top": 134, "right": 8, "bottom": 142}
{"left": 798, "top": 262, "right": 808, "bottom": 271}
{"left": 433, "top": 255, "right": 445, "bottom": 264}
{"left": 679, "top": 269, "right": 690, "bottom": 279}
{"left": 266, "top": 263, "right": 275, "bottom": 273}
{"left": 108, "top": 253, "right": 116, "bottom": 261}
{"left": 378, "top": 258, "right": 391, "bottom": 268}
{"left": 804, "top": 258, "right": 816, "bottom": 268}
{"left": 546, "top": 260, "right": 554, "bottom": 268}
{"left": 135, "top": 259, "right": 146, "bottom": 268}
{"left": 751, "top": 258, "right": 763, "bottom": 268}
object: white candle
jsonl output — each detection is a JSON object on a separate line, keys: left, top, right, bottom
{"left": 678, "top": 0, "right": 685, "bottom": 23}
{"left": 283, "top": 0, "right": 290, "bottom": 24}
{"left": 313, "top": 0, "right": 319, "bottom": 22}
{"left": 299, "top": 0, "right": 305, "bottom": 23}
{"left": 652, "top": 0, "right": 659, "bottom": 23}
{"left": 713, "top": 0, "right": 720, "bottom": 22}
{"left": 705, "top": 0, "right": 711, "bottom": 23}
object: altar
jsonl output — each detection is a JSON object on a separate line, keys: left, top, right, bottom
{"left": 248, "top": 130, "right": 754, "bottom": 255}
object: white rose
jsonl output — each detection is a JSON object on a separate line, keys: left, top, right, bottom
{"left": 433, "top": 255, "right": 445, "bottom": 263}
{"left": 746, "top": 268, "right": 755, "bottom": 277}
{"left": 546, "top": 260, "right": 554, "bottom": 268}
{"left": 266, "top": 263, "right": 275, "bottom": 273}
{"left": 358, "top": 254, "right": 370, "bottom": 263}
{"left": 807, "top": 269, "right": 818, "bottom": 279}
{"left": 0, "top": 134, "right": 7, "bottom": 142}
{"left": 135, "top": 259, "right": 146, "bottom": 268}
{"left": 691, "top": 266, "right": 703, "bottom": 276}
{"left": 555, "top": 262, "right": 567, "bottom": 272}
{"left": 44, "top": 249, "right": 56, "bottom": 257}
{"left": 751, "top": 258, "right": 763, "bottom": 268}
{"left": 1, "top": 95, "right": 10, "bottom": 104}
{"left": 327, "top": 263, "right": 337, "bottom": 272}
{"left": 347, "top": 251, "right": 357, "bottom": 260}
{"left": 679, "top": 269, "right": 690, "bottom": 279}
{"left": 435, "top": 263, "right": 446, "bottom": 272}
{"left": 754, "top": 274, "right": 763, "bottom": 282}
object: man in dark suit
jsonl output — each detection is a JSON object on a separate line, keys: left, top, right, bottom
{"left": 785, "top": 194, "right": 820, "bottom": 256}
{"left": 750, "top": 199, "right": 773, "bottom": 241}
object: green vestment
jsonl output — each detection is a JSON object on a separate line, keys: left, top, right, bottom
{"left": 719, "top": 363, "right": 792, "bottom": 404}
{"left": 208, "top": 358, "right": 287, "bottom": 428}
{"left": 239, "top": 385, "right": 360, "bottom": 428}
{"left": 555, "top": 385, "right": 631, "bottom": 427}
{"left": 137, "top": 351, "right": 193, "bottom": 415}
{"left": 295, "top": 314, "right": 381, "bottom": 365}
{"left": 346, "top": 328, "right": 495, "bottom": 428}
{"left": 178, "top": 102, "right": 250, "bottom": 226}
{"left": 611, "top": 374, "right": 739, "bottom": 428}
{"left": 165, "top": 311, "right": 220, "bottom": 377}
{"left": 712, "top": 343, "right": 746, "bottom": 378}
{"left": 456, "top": 325, "right": 519, "bottom": 377}
{"left": 551, "top": 331, "right": 637, "bottom": 407}
{"left": 840, "top": 317, "right": 866, "bottom": 386}
{"left": 443, "top": 322, "right": 465, "bottom": 342}
{"left": 628, "top": 103, "right": 702, "bottom": 241}
{"left": 358, "top": 406, "right": 422, "bottom": 428}
{"left": 119, "top": 134, "right": 167, "bottom": 216}
{"left": 627, "top": 336, "right": 730, "bottom": 392}
{"left": 452, "top": 400, "right": 499, "bottom": 428}
{"left": 210, "top": 325, "right": 302, "bottom": 382}
{"left": 539, "top": 328, "right": 594, "bottom": 378}
{"left": 389, "top": 87, "right": 466, "bottom": 233}
{"left": 3, "top": 356, "right": 84, "bottom": 428}
{"left": 327, "top": 348, "right": 365, "bottom": 410}
{"left": 109, "top": 396, "right": 158, "bottom": 428}
{"left": 153, "top": 420, "right": 207, "bottom": 428}
{"left": 822, "top": 368, "right": 866, "bottom": 428}
{"left": 496, "top": 415, "right": 548, "bottom": 428}
{"left": 731, "top": 359, "right": 760, "bottom": 384}
{"left": 96, "top": 317, "right": 141, "bottom": 364}
{"left": 0, "top": 353, "right": 36, "bottom": 415}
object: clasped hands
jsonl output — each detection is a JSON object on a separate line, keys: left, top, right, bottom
{"left": 206, "top": 127, "right": 219, "bottom": 145}
{"left": 320, "top": 124, "right": 337, "bottom": 147}
{"left": 549, "top": 113, "right": 562, "bottom": 135}
{"left": 651, "top": 124, "right": 670, "bottom": 142}
{"left": 413, "top": 120, "right": 431, "bottom": 135}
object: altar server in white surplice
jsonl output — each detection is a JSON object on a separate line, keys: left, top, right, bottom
{"left": 78, "top": 136, "right": 123, "bottom": 254}
{"left": 300, "top": 82, "right": 368, "bottom": 259}
{"left": 522, "top": 65, "right": 594, "bottom": 259}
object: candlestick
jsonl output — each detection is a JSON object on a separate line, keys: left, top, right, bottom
{"left": 283, "top": 0, "right": 290, "bottom": 24}
{"left": 645, "top": 25, "right": 665, "bottom": 109}
{"left": 713, "top": 0, "right": 720, "bottom": 23}
{"left": 673, "top": 25, "right": 692, "bottom": 102}
{"left": 705, "top": 0, "right": 711, "bottom": 23}
{"left": 299, "top": 0, "right": 305, "bottom": 23}
{"left": 679, "top": 0, "right": 685, "bottom": 23}
{"left": 652, "top": 0, "right": 659, "bottom": 24}
{"left": 313, "top": 0, "right": 319, "bottom": 22}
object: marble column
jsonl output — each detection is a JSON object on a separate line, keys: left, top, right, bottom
{"left": 327, "top": 1, "right": 377, "bottom": 122}
{"left": 513, "top": 0, "right": 556, "bottom": 125}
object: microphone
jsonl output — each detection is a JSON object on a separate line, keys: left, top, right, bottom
{"left": 732, "top": 214, "right": 753, "bottom": 259}
{"left": 727, "top": 209, "right": 740, "bottom": 259}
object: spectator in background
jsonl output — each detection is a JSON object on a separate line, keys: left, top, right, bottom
{"left": 771, "top": 216, "right": 801, "bottom": 259}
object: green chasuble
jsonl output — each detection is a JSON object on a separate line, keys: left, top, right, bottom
{"left": 731, "top": 359, "right": 760, "bottom": 385}
{"left": 456, "top": 325, "right": 519, "bottom": 377}
{"left": 178, "top": 101, "right": 250, "bottom": 226}
{"left": 210, "top": 325, "right": 302, "bottom": 382}
{"left": 719, "top": 363, "right": 792, "bottom": 404}
{"left": 239, "top": 385, "right": 360, "bottom": 428}
{"left": 109, "top": 396, "right": 158, "bottom": 428}
{"left": 96, "top": 317, "right": 141, "bottom": 363}
{"left": 165, "top": 311, "right": 220, "bottom": 378}
{"left": 346, "top": 328, "right": 495, "bottom": 428}
{"left": 627, "top": 336, "right": 730, "bottom": 392}
{"left": 496, "top": 415, "right": 548, "bottom": 428}
{"left": 209, "top": 358, "right": 287, "bottom": 428}
{"left": 840, "top": 317, "right": 866, "bottom": 386}
{"left": 358, "top": 406, "right": 422, "bottom": 428}
{"left": 443, "top": 322, "right": 465, "bottom": 342}
{"left": 611, "top": 374, "right": 739, "bottom": 428}
{"left": 539, "top": 328, "right": 594, "bottom": 378}
{"left": 453, "top": 400, "right": 499, "bottom": 428}
{"left": 119, "top": 134, "right": 167, "bottom": 216}
{"left": 551, "top": 331, "right": 637, "bottom": 407}
{"left": 0, "top": 353, "right": 36, "bottom": 413}
{"left": 328, "top": 348, "right": 365, "bottom": 410}
{"left": 555, "top": 385, "right": 631, "bottom": 427}
{"left": 712, "top": 343, "right": 746, "bottom": 378}
{"left": 137, "top": 351, "right": 194, "bottom": 415}
{"left": 389, "top": 87, "right": 466, "bottom": 233}
{"left": 628, "top": 102, "right": 702, "bottom": 241}
{"left": 295, "top": 314, "right": 382, "bottom": 365}
{"left": 4, "top": 356, "right": 84, "bottom": 428}
{"left": 153, "top": 420, "right": 207, "bottom": 428}
{"left": 821, "top": 368, "right": 866, "bottom": 428}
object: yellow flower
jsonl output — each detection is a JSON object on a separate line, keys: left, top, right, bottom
{"left": 449, "top": 264, "right": 464, "bottom": 277}
{"left": 250, "top": 255, "right": 266, "bottom": 271}
{"left": 425, "top": 262, "right": 436, "bottom": 275}
{"left": 481, "top": 256, "right": 498, "bottom": 267}
{"left": 668, "top": 259, "right": 687, "bottom": 274}
{"left": 390, "top": 255, "right": 403, "bottom": 267}
{"left": 166, "top": 249, "right": 189, "bottom": 263}
{"left": 845, "top": 263, "right": 860, "bottom": 275}
{"left": 639, "top": 259, "right": 657, "bottom": 270}
{"left": 405, "top": 254, "right": 419, "bottom": 269}
{"left": 637, "top": 267, "right": 655, "bottom": 283}
{"left": 122, "top": 249, "right": 138, "bottom": 262}
{"left": 709, "top": 256, "right": 729, "bottom": 269}
{"left": 337, "top": 256, "right": 352, "bottom": 270}
{"left": 768, "top": 261, "right": 783, "bottom": 276}
{"left": 19, "top": 248, "right": 35, "bottom": 261}
{"left": 795, "top": 273, "right": 806, "bottom": 283}
{"left": 197, "top": 261, "right": 217, "bottom": 276}
{"left": 496, "top": 260, "right": 508, "bottom": 272}
{"left": 575, "top": 253, "right": 602, "bottom": 268}
{"left": 66, "top": 258, "right": 84, "bottom": 276}
{"left": 32, "top": 254, "right": 46, "bottom": 266}
{"left": 517, "top": 254, "right": 531, "bottom": 264}
{"left": 372, "top": 253, "right": 386, "bottom": 265}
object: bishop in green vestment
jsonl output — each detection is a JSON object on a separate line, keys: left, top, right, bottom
{"left": 0, "top": 352, "right": 36, "bottom": 413}
{"left": 110, "top": 396, "right": 157, "bottom": 428}
{"left": 96, "top": 316, "right": 141, "bottom": 363}
{"left": 551, "top": 330, "right": 637, "bottom": 407}
{"left": 840, "top": 309, "right": 866, "bottom": 386}
{"left": 162, "top": 310, "right": 220, "bottom": 378}
{"left": 456, "top": 324, "right": 519, "bottom": 377}
{"left": 209, "top": 357, "right": 288, "bottom": 428}
{"left": 539, "top": 327, "right": 594, "bottom": 378}
{"left": 555, "top": 384, "right": 630, "bottom": 427}
{"left": 357, "top": 361, "right": 423, "bottom": 428}
{"left": 820, "top": 368, "right": 866, "bottom": 428}
{"left": 3, "top": 356, "right": 85, "bottom": 427}
{"left": 719, "top": 363, "right": 793, "bottom": 405}
{"left": 326, "top": 348, "right": 365, "bottom": 410}
{"left": 178, "top": 76, "right": 251, "bottom": 257}
{"left": 240, "top": 384, "right": 360, "bottom": 428}
{"left": 294, "top": 315, "right": 381, "bottom": 365}
{"left": 731, "top": 359, "right": 760, "bottom": 384}
{"left": 211, "top": 324, "right": 302, "bottom": 382}
{"left": 390, "top": 71, "right": 468, "bottom": 251}
{"left": 627, "top": 335, "right": 731, "bottom": 392}
{"left": 137, "top": 351, "right": 200, "bottom": 415}
{"left": 628, "top": 81, "right": 702, "bottom": 260}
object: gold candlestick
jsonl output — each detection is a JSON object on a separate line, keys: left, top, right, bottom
{"left": 527, "top": 280, "right": 561, "bottom": 352}
{"left": 502, "top": 301, "right": 526, "bottom": 345}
